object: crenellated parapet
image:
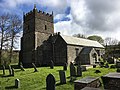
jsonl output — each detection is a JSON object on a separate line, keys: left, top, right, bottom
{"left": 24, "top": 7, "right": 53, "bottom": 23}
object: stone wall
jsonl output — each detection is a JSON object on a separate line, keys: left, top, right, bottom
{"left": 67, "top": 45, "right": 83, "bottom": 64}
{"left": 54, "top": 35, "right": 67, "bottom": 65}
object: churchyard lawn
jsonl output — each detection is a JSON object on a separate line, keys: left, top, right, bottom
{"left": 0, "top": 66, "right": 116, "bottom": 90}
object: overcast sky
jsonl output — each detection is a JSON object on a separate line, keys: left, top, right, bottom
{"left": 0, "top": 0, "right": 120, "bottom": 49}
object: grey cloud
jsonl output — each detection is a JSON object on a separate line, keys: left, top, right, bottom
{"left": 71, "top": 0, "right": 120, "bottom": 32}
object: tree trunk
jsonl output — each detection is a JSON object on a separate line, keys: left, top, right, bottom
{"left": 0, "top": 28, "right": 4, "bottom": 65}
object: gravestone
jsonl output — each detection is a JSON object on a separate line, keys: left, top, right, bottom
{"left": 32, "top": 63, "right": 38, "bottom": 72}
{"left": 2, "top": 65, "right": 5, "bottom": 75}
{"left": 77, "top": 65, "right": 82, "bottom": 77}
{"left": 101, "top": 73, "right": 120, "bottom": 89}
{"left": 81, "top": 66, "right": 87, "bottom": 71}
{"left": 116, "top": 61, "right": 120, "bottom": 68}
{"left": 50, "top": 60, "right": 54, "bottom": 69}
{"left": 8, "top": 65, "right": 12, "bottom": 75}
{"left": 20, "top": 65, "right": 25, "bottom": 71}
{"left": 63, "top": 62, "right": 67, "bottom": 70}
{"left": 15, "top": 79, "right": 20, "bottom": 88}
{"left": 46, "top": 74, "right": 55, "bottom": 90}
{"left": 11, "top": 68, "right": 14, "bottom": 76}
{"left": 70, "top": 62, "right": 76, "bottom": 77}
{"left": 74, "top": 77, "right": 101, "bottom": 90}
{"left": 93, "top": 65, "right": 96, "bottom": 68}
{"left": 59, "top": 70, "right": 66, "bottom": 84}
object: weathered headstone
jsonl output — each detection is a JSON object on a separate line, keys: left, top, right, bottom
{"left": 101, "top": 73, "right": 120, "bottom": 89}
{"left": 63, "top": 62, "right": 67, "bottom": 70}
{"left": 11, "top": 68, "right": 14, "bottom": 76}
{"left": 81, "top": 66, "right": 87, "bottom": 71}
{"left": 32, "top": 63, "right": 38, "bottom": 72}
{"left": 2, "top": 65, "right": 5, "bottom": 75}
{"left": 77, "top": 65, "right": 82, "bottom": 77}
{"left": 59, "top": 70, "right": 66, "bottom": 84}
{"left": 15, "top": 79, "right": 20, "bottom": 88}
{"left": 46, "top": 74, "right": 55, "bottom": 90}
{"left": 74, "top": 77, "right": 101, "bottom": 90}
{"left": 20, "top": 65, "right": 25, "bottom": 71}
{"left": 70, "top": 62, "right": 76, "bottom": 77}
{"left": 50, "top": 60, "right": 54, "bottom": 69}
{"left": 8, "top": 65, "right": 12, "bottom": 75}
{"left": 116, "top": 61, "right": 120, "bottom": 68}
{"left": 93, "top": 65, "right": 96, "bottom": 68}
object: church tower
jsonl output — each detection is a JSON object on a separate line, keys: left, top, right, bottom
{"left": 20, "top": 4, "right": 54, "bottom": 67}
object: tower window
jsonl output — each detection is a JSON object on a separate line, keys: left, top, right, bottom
{"left": 45, "top": 25, "right": 47, "bottom": 30}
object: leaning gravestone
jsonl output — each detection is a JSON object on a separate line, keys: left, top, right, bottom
{"left": 20, "top": 65, "right": 25, "bottom": 71}
{"left": 77, "top": 65, "right": 82, "bottom": 77}
{"left": 46, "top": 74, "right": 56, "bottom": 90}
{"left": 8, "top": 65, "right": 12, "bottom": 76}
{"left": 59, "top": 70, "right": 66, "bottom": 84}
{"left": 70, "top": 62, "right": 76, "bottom": 77}
{"left": 2, "top": 65, "right": 5, "bottom": 75}
{"left": 32, "top": 63, "right": 38, "bottom": 72}
{"left": 63, "top": 62, "right": 67, "bottom": 70}
{"left": 50, "top": 60, "right": 54, "bottom": 69}
{"left": 15, "top": 79, "right": 20, "bottom": 88}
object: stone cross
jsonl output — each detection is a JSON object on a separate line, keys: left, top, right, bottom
{"left": 8, "top": 65, "right": 12, "bottom": 75}
{"left": 46, "top": 74, "right": 56, "bottom": 90}
{"left": 59, "top": 70, "right": 66, "bottom": 84}
{"left": 2, "top": 65, "right": 5, "bottom": 75}
{"left": 15, "top": 79, "right": 20, "bottom": 88}
{"left": 50, "top": 60, "right": 54, "bottom": 69}
{"left": 32, "top": 63, "right": 38, "bottom": 72}
{"left": 63, "top": 62, "right": 67, "bottom": 70}
{"left": 70, "top": 62, "right": 76, "bottom": 77}
{"left": 77, "top": 65, "right": 82, "bottom": 77}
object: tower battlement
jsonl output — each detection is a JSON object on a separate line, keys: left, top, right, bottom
{"left": 24, "top": 6, "right": 53, "bottom": 23}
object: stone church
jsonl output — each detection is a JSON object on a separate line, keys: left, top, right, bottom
{"left": 19, "top": 5, "right": 104, "bottom": 67}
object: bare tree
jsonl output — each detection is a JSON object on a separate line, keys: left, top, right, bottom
{"left": 104, "top": 37, "right": 119, "bottom": 45}
{"left": 0, "top": 13, "right": 10, "bottom": 65}
{"left": 73, "top": 33, "right": 86, "bottom": 39}
{"left": 8, "top": 14, "right": 22, "bottom": 62}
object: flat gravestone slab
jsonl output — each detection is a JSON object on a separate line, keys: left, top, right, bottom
{"left": 81, "top": 87, "right": 101, "bottom": 90}
{"left": 101, "top": 73, "right": 120, "bottom": 89}
{"left": 103, "top": 72, "right": 120, "bottom": 78}
{"left": 74, "top": 77, "right": 100, "bottom": 90}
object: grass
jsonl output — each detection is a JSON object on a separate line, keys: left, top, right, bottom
{"left": 0, "top": 66, "right": 116, "bottom": 90}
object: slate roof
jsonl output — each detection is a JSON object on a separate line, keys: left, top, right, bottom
{"left": 80, "top": 47, "right": 93, "bottom": 54}
{"left": 61, "top": 35, "right": 104, "bottom": 48}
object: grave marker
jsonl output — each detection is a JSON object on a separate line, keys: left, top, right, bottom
{"left": 46, "top": 74, "right": 55, "bottom": 90}
{"left": 70, "top": 62, "right": 76, "bottom": 77}
{"left": 8, "top": 65, "right": 12, "bottom": 75}
{"left": 32, "top": 63, "right": 38, "bottom": 72}
{"left": 50, "top": 60, "right": 54, "bottom": 69}
{"left": 77, "top": 65, "right": 82, "bottom": 77}
{"left": 59, "top": 70, "right": 66, "bottom": 84}
{"left": 63, "top": 62, "right": 67, "bottom": 70}
{"left": 15, "top": 79, "right": 20, "bottom": 88}
{"left": 2, "top": 65, "right": 5, "bottom": 75}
